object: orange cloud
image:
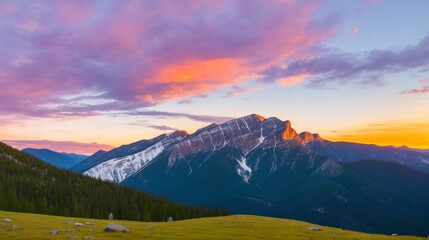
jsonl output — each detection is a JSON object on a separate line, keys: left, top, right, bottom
{"left": 278, "top": 73, "right": 311, "bottom": 86}
{"left": 136, "top": 58, "right": 252, "bottom": 103}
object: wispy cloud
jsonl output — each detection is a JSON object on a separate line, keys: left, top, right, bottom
{"left": 128, "top": 110, "right": 233, "bottom": 124}
{"left": 262, "top": 32, "right": 429, "bottom": 87}
{"left": 146, "top": 125, "right": 180, "bottom": 132}
{"left": 400, "top": 86, "right": 429, "bottom": 94}
{"left": 223, "top": 85, "right": 266, "bottom": 98}
{"left": 2, "top": 139, "right": 115, "bottom": 155}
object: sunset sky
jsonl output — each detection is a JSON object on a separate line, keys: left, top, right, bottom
{"left": 1, "top": 0, "right": 428, "bottom": 154}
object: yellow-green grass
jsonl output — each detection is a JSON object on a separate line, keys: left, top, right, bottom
{"left": 0, "top": 210, "right": 425, "bottom": 240}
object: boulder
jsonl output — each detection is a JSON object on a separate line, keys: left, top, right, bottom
{"left": 308, "top": 227, "right": 321, "bottom": 231}
{"left": 74, "top": 222, "right": 83, "bottom": 227}
{"left": 2, "top": 218, "right": 12, "bottom": 222}
{"left": 84, "top": 236, "right": 94, "bottom": 240}
{"left": 391, "top": 233, "right": 398, "bottom": 236}
{"left": 104, "top": 223, "right": 131, "bottom": 233}
{"left": 167, "top": 217, "right": 173, "bottom": 222}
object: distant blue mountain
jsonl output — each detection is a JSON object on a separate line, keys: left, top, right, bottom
{"left": 22, "top": 148, "right": 87, "bottom": 169}
{"left": 61, "top": 152, "right": 88, "bottom": 162}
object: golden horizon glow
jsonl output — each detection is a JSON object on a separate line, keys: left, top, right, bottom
{"left": 325, "top": 121, "right": 429, "bottom": 149}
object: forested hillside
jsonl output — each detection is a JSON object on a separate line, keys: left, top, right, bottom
{"left": 0, "top": 142, "right": 227, "bottom": 221}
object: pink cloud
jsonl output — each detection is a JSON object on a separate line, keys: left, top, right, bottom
{"left": 419, "top": 78, "right": 428, "bottom": 84}
{"left": 400, "top": 86, "right": 429, "bottom": 95}
{"left": 2, "top": 139, "right": 115, "bottom": 155}
{"left": 0, "top": 0, "right": 336, "bottom": 118}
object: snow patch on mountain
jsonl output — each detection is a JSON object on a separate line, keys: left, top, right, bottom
{"left": 237, "top": 156, "right": 252, "bottom": 183}
{"left": 84, "top": 142, "right": 164, "bottom": 183}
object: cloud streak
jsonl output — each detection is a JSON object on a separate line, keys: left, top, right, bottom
{"left": 401, "top": 86, "right": 429, "bottom": 94}
{"left": 128, "top": 110, "right": 233, "bottom": 124}
{"left": 262, "top": 32, "right": 429, "bottom": 87}
{"left": 146, "top": 125, "right": 180, "bottom": 132}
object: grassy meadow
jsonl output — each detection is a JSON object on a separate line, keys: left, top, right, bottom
{"left": 0, "top": 210, "right": 425, "bottom": 240}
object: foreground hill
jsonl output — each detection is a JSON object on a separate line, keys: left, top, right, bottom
{"left": 0, "top": 210, "right": 425, "bottom": 240}
{"left": 22, "top": 148, "right": 87, "bottom": 169}
{"left": 0, "top": 142, "right": 226, "bottom": 222}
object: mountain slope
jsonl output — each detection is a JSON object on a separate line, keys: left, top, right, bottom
{"left": 22, "top": 148, "right": 85, "bottom": 169}
{"left": 70, "top": 133, "right": 171, "bottom": 173}
{"left": 61, "top": 152, "right": 88, "bottom": 162}
{"left": 0, "top": 142, "right": 227, "bottom": 222}
{"left": 2, "top": 210, "right": 424, "bottom": 240}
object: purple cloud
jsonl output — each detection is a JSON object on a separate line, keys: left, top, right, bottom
{"left": 262, "top": 33, "right": 429, "bottom": 86}
{"left": 0, "top": 0, "right": 335, "bottom": 118}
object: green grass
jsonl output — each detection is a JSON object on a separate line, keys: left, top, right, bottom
{"left": 0, "top": 210, "right": 425, "bottom": 240}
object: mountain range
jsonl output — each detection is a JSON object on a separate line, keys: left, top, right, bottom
{"left": 65, "top": 114, "right": 429, "bottom": 236}
{"left": 22, "top": 148, "right": 87, "bottom": 169}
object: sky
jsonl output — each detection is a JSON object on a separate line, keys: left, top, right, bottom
{"left": 0, "top": 0, "right": 428, "bottom": 154}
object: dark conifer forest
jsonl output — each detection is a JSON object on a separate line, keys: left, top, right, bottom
{"left": 0, "top": 142, "right": 228, "bottom": 221}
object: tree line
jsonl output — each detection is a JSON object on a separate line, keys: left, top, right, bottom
{"left": 0, "top": 142, "right": 228, "bottom": 221}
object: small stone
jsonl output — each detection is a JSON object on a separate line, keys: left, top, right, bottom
{"left": 88, "top": 229, "right": 94, "bottom": 232}
{"left": 391, "top": 233, "right": 398, "bottom": 236}
{"left": 85, "top": 222, "right": 94, "bottom": 225}
{"left": 74, "top": 222, "right": 83, "bottom": 227}
{"left": 2, "top": 218, "right": 12, "bottom": 223}
{"left": 66, "top": 221, "right": 73, "bottom": 225}
{"left": 11, "top": 225, "right": 21, "bottom": 229}
{"left": 308, "top": 227, "right": 321, "bottom": 231}
{"left": 51, "top": 230, "right": 61, "bottom": 235}
{"left": 167, "top": 217, "right": 173, "bottom": 222}
{"left": 84, "top": 236, "right": 94, "bottom": 240}
{"left": 145, "top": 226, "right": 154, "bottom": 230}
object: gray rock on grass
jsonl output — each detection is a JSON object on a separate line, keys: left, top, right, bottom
{"left": 308, "top": 227, "right": 321, "bottom": 231}
{"left": 74, "top": 222, "right": 83, "bottom": 227}
{"left": 104, "top": 223, "right": 131, "bottom": 233}
{"left": 2, "top": 218, "right": 12, "bottom": 222}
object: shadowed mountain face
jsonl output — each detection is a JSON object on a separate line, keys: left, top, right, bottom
{"left": 22, "top": 148, "right": 87, "bottom": 169}
{"left": 76, "top": 114, "right": 429, "bottom": 236}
